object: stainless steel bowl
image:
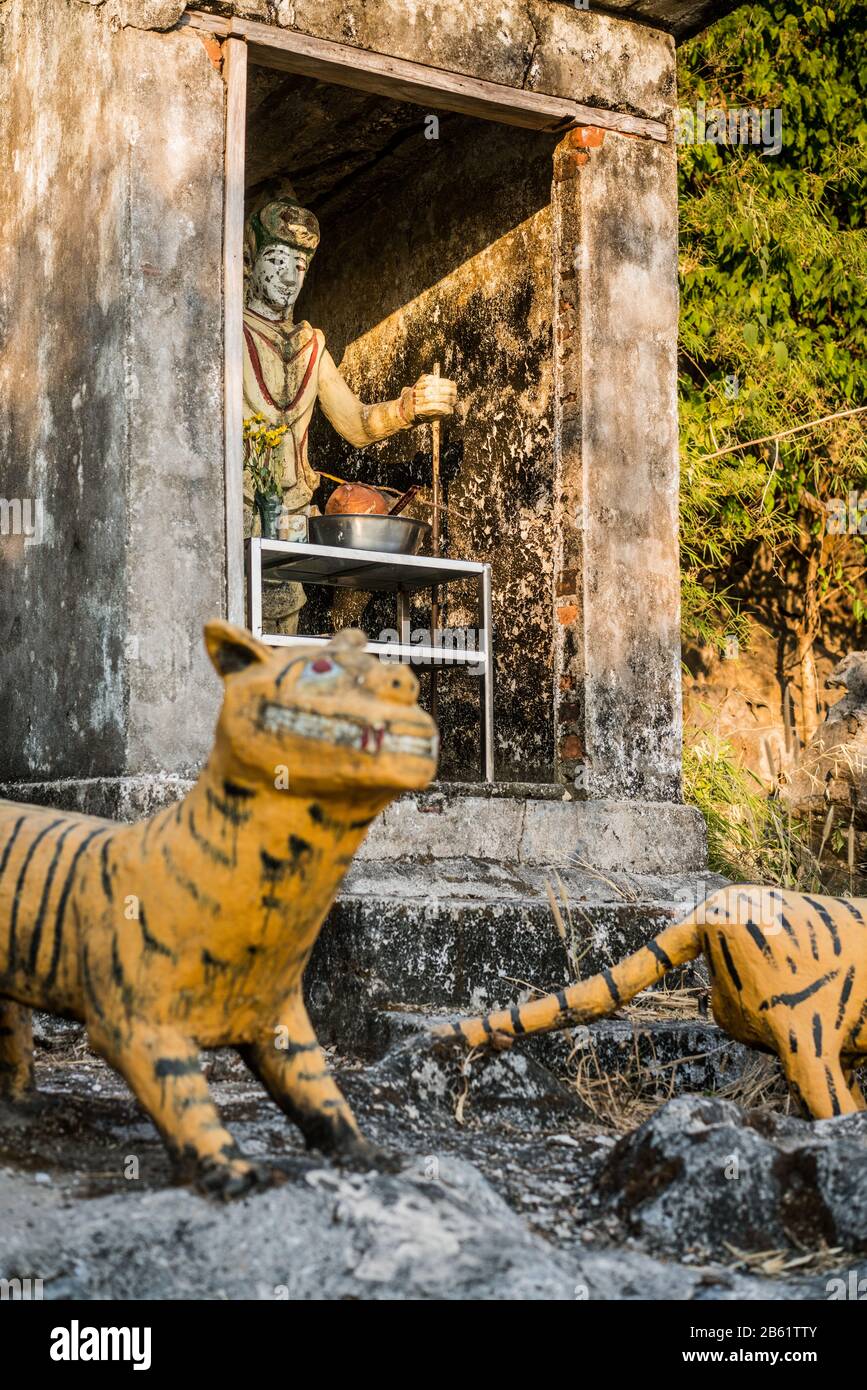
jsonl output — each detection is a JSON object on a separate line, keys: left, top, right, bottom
{"left": 308, "top": 514, "right": 431, "bottom": 555}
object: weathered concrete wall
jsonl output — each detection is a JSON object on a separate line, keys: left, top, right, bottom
{"left": 196, "top": 0, "right": 677, "bottom": 125}
{"left": 303, "top": 119, "right": 558, "bottom": 781}
{"left": 0, "top": 0, "right": 225, "bottom": 788}
{"left": 552, "top": 127, "right": 683, "bottom": 801}
{"left": 1, "top": 0, "right": 685, "bottom": 821}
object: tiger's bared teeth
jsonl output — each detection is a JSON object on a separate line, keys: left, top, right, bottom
{"left": 261, "top": 703, "right": 363, "bottom": 749}
{"left": 260, "top": 703, "right": 436, "bottom": 760}
{"left": 381, "top": 731, "right": 439, "bottom": 759}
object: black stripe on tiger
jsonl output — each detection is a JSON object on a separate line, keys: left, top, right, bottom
{"left": 0, "top": 815, "right": 26, "bottom": 883}
{"left": 26, "top": 821, "right": 80, "bottom": 974}
{"left": 602, "top": 968, "right": 621, "bottom": 1005}
{"left": 848, "top": 997, "right": 867, "bottom": 1049}
{"left": 138, "top": 906, "right": 174, "bottom": 960}
{"left": 110, "top": 935, "right": 125, "bottom": 990}
{"left": 81, "top": 945, "right": 105, "bottom": 1023}
{"left": 702, "top": 934, "right": 717, "bottom": 979}
{"left": 188, "top": 808, "right": 233, "bottom": 868}
{"left": 745, "top": 919, "right": 775, "bottom": 964}
{"left": 154, "top": 1056, "right": 200, "bottom": 1079}
{"left": 160, "top": 843, "right": 221, "bottom": 915}
{"left": 804, "top": 897, "right": 842, "bottom": 956}
{"left": 813, "top": 1013, "right": 823, "bottom": 1058}
{"left": 223, "top": 780, "right": 256, "bottom": 801}
{"left": 205, "top": 786, "right": 252, "bottom": 827}
{"left": 759, "top": 969, "right": 839, "bottom": 1012}
{"left": 202, "top": 948, "right": 230, "bottom": 972}
{"left": 717, "top": 934, "right": 743, "bottom": 992}
{"left": 509, "top": 1005, "right": 526, "bottom": 1036}
{"left": 835, "top": 966, "right": 856, "bottom": 1029}
{"left": 100, "top": 837, "right": 114, "bottom": 902}
{"left": 805, "top": 916, "right": 820, "bottom": 961}
{"left": 274, "top": 656, "right": 306, "bottom": 688}
{"left": 45, "top": 826, "right": 110, "bottom": 989}
{"left": 825, "top": 1066, "right": 842, "bottom": 1117}
{"left": 647, "top": 939, "right": 674, "bottom": 972}
{"left": 778, "top": 913, "right": 800, "bottom": 947}
{"left": 7, "top": 818, "right": 67, "bottom": 972}
{"left": 836, "top": 898, "right": 864, "bottom": 924}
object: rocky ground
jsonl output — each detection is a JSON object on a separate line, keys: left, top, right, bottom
{"left": 1, "top": 1017, "right": 865, "bottom": 1301}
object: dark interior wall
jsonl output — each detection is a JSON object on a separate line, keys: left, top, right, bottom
{"left": 285, "top": 112, "right": 559, "bottom": 781}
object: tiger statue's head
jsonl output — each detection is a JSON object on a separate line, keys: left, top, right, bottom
{"left": 204, "top": 621, "right": 438, "bottom": 797}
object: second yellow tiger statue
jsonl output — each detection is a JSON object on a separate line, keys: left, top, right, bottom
{"left": 437, "top": 885, "right": 867, "bottom": 1120}
{"left": 0, "top": 623, "right": 437, "bottom": 1197}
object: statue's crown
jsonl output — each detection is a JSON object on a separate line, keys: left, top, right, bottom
{"left": 247, "top": 196, "right": 320, "bottom": 259}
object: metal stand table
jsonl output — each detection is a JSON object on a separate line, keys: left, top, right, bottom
{"left": 245, "top": 537, "right": 494, "bottom": 781}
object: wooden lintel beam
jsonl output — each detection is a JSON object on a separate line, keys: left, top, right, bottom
{"left": 182, "top": 11, "right": 668, "bottom": 143}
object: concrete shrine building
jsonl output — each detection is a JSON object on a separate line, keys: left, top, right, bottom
{"left": 0, "top": 0, "right": 735, "bottom": 1031}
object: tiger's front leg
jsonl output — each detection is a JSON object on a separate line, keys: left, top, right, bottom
{"left": 0, "top": 999, "right": 34, "bottom": 1100}
{"left": 240, "top": 993, "right": 400, "bottom": 1173}
{"left": 92, "top": 1020, "right": 275, "bottom": 1199}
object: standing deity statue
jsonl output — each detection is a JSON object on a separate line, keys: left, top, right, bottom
{"left": 243, "top": 189, "right": 458, "bottom": 634}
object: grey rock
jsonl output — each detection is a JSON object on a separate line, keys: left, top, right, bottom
{"left": 599, "top": 1094, "right": 867, "bottom": 1257}
{"left": 0, "top": 1151, "right": 829, "bottom": 1303}
{"left": 372, "top": 1035, "right": 584, "bottom": 1129}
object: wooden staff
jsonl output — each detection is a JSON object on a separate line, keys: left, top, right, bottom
{"left": 430, "top": 362, "right": 441, "bottom": 725}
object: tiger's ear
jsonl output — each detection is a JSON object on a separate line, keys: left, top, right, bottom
{"left": 205, "top": 621, "right": 270, "bottom": 679}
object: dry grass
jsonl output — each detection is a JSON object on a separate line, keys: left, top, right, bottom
{"left": 564, "top": 1018, "right": 800, "bottom": 1130}
{"left": 545, "top": 872, "right": 594, "bottom": 979}
{"left": 723, "top": 1243, "right": 846, "bottom": 1278}
{"left": 566, "top": 1033, "right": 679, "bottom": 1132}
{"left": 714, "top": 1051, "right": 793, "bottom": 1112}
{"left": 621, "top": 984, "right": 704, "bottom": 1020}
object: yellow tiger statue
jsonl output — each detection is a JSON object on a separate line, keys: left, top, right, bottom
{"left": 0, "top": 622, "right": 437, "bottom": 1197}
{"left": 436, "top": 885, "right": 867, "bottom": 1120}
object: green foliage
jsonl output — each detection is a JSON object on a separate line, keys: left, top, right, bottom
{"left": 682, "top": 732, "right": 831, "bottom": 889}
{"left": 677, "top": 0, "right": 867, "bottom": 650}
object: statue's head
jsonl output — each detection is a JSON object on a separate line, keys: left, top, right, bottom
{"left": 204, "top": 621, "right": 438, "bottom": 799}
{"left": 245, "top": 194, "right": 320, "bottom": 315}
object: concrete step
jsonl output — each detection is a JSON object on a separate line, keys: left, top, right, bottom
{"left": 356, "top": 787, "right": 708, "bottom": 876}
{"left": 307, "top": 859, "right": 723, "bottom": 1053}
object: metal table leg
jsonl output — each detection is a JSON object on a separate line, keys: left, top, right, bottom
{"left": 479, "top": 563, "right": 494, "bottom": 781}
{"left": 396, "top": 586, "right": 410, "bottom": 649}
{"left": 245, "top": 538, "right": 263, "bottom": 639}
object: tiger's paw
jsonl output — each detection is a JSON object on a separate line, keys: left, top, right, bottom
{"left": 333, "top": 1137, "right": 404, "bottom": 1175}
{"left": 194, "top": 1157, "right": 284, "bottom": 1201}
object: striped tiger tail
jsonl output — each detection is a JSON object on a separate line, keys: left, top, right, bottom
{"left": 435, "top": 916, "right": 703, "bottom": 1049}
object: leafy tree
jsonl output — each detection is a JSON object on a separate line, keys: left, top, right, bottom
{"left": 677, "top": 0, "right": 867, "bottom": 738}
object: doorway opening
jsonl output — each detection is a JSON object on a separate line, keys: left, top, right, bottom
{"left": 225, "top": 33, "right": 561, "bottom": 781}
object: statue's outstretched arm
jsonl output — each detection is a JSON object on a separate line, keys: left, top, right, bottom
{"left": 318, "top": 349, "right": 457, "bottom": 448}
